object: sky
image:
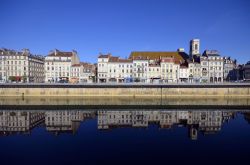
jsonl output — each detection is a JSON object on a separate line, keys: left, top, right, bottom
{"left": 0, "top": 0, "right": 250, "bottom": 64}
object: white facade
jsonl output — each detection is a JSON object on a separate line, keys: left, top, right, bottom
{"left": 132, "top": 59, "right": 149, "bottom": 82}
{"left": 0, "top": 48, "right": 45, "bottom": 83}
{"left": 161, "top": 57, "right": 180, "bottom": 83}
{"left": 97, "top": 54, "right": 110, "bottom": 82}
{"left": 201, "top": 50, "right": 224, "bottom": 83}
{"left": 45, "top": 49, "right": 80, "bottom": 82}
{"left": 179, "top": 65, "right": 189, "bottom": 82}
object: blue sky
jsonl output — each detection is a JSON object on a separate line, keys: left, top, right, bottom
{"left": 0, "top": 0, "right": 250, "bottom": 64}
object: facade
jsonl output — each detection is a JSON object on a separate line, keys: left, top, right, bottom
{"left": 45, "top": 49, "right": 80, "bottom": 82}
{"left": 201, "top": 50, "right": 224, "bottom": 83}
{"left": 148, "top": 64, "right": 161, "bottom": 83}
{"left": 160, "top": 57, "right": 180, "bottom": 83}
{"left": 179, "top": 63, "right": 189, "bottom": 82}
{"left": 108, "top": 57, "right": 133, "bottom": 83}
{"left": 0, "top": 48, "right": 45, "bottom": 83}
{"left": 243, "top": 61, "right": 250, "bottom": 81}
{"left": 188, "top": 60, "right": 201, "bottom": 83}
{"left": 132, "top": 57, "right": 149, "bottom": 82}
{"left": 131, "top": 51, "right": 188, "bottom": 83}
{"left": 223, "top": 57, "right": 237, "bottom": 81}
{"left": 71, "top": 62, "right": 96, "bottom": 83}
{"left": 97, "top": 54, "right": 133, "bottom": 83}
{"left": 97, "top": 54, "right": 110, "bottom": 83}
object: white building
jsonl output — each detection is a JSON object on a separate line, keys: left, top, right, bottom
{"left": 132, "top": 57, "right": 149, "bottom": 82}
{"left": 161, "top": 57, "right": 180, "bottom": 83}
{"left": 107, "top": 56, "right": 133, "bottom": 83}
{"left": 0, "top": 48, "right": 45, "bottom": 83}
{"left": 201, "top": 50, "right": 224, "bottom": 83}
{"left": 97, "top": 54, "right": 110, "bottom": 83}
{"left": 97, "top": 54, "right": 133, "bottom": 83}
{"left": 179, "top": 63, "right": 189, "bottom": 82}
{"left": 45, "top": 49, "right": 80, "bottom": 82}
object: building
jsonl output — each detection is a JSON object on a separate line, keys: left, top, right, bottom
{"left": 243, "top": 61, "right": 250, "bottom": 81}
{"left": 187, "top": 59, "right": 201, "bottom": 83}
{"left": 223, "top": 57, "right": 237, "bottom": 81}
{"left": 132, "top": 56, "right": 149, "bottom": 82}
{"left": 0, "top": 48, "right": 45, "bottom": 83}
{"left": 201, "top": 50, "right": 224, "bottom": 83}
{"left": 97, "top": 54, "right": 133, "bottom": 83}
{"left": 97, "top": 54, "right": 111, "bottom": 83}
{"left": 107, "top": 56, "right": 133, "bottom": 83}
{"left": 179, "top": 63, "right": 189, "bottom": 82}
{"left": 45, "top": 49, "right": 80, "bottom": 82}
{"left": 148, "top": 63, "right": 161, "bottom": 83}
{"left": 160, "top": 57, "right": 180, "bottom": 83}
{"left": 130, "top": 51, "right": 188, "bottom": 82}
{"left": 70, "top": 62, "right": 96, "bottom": 83}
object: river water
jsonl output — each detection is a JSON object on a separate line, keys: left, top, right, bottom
{"left": 0, "top": 97, "right": 250, "bottom": 165}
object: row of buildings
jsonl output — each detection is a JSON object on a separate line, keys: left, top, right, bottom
{"left": 0, "top": 39, "right": 249, "bottom": 83}
{"left": 0, "top": 48, "right": 96, "bottom": 83}
{"left": 0, "top": 110, "right": 241, "bottom": 140}
{"left": 97, "top": 39, "right": 244, "bottom": 83}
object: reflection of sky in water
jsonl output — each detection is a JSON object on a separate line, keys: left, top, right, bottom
{"left": 0, "top": 110, "right": 250, "bottom": 164}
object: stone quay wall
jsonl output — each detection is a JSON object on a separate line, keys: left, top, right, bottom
{"left": 0, "top": 84, "right": 250, "bottom": 97}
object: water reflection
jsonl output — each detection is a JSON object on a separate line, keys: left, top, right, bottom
{"left": 1, "top": 109, "right": 249, "bottom": 140}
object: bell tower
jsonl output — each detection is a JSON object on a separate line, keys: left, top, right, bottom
{"left": 189, "top": 39, "right": 200, "bottom": 56}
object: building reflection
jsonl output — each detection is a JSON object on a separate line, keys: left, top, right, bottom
{"left": 45, "top": 110, "right": 96, "bottom": 135}
{"left": 0, "top": 109, "right": 247, "bottom": 139}
{"left": 0, "top": 111, "right": 44, "bottom": 136}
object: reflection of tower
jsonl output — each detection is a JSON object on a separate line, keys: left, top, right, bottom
{"left": 189, "top": 39, "right": 200, "bottom": 57}
{"left": 189, "top": 126, "right": 198, "bottom": 140}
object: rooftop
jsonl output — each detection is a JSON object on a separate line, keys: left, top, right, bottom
{"left": 129, "top": 51, "right": 189, "bottom": 62}
{"left": 48, "top": 49, "right": 75, "bottom": 57}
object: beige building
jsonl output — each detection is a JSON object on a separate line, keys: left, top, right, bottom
{"left": 0, "top": 48, "right": 45, "bottom": 83}
{"left": 148, "top": 64, "right": 161, "bottom": 83}
{"left": 45, "top": 49, "right": 80, "bottom": 82}
{"left": 188, "top": 60, "right": 202, "bottom": 83}
{"left": 71, "top": 62, "right": 96, "bottom": 83}
{"left": 130, "top": 51, "right": 188, "bottom": 83}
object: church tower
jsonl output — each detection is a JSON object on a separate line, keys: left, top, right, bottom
{"left": 189, "top": 39, "right": 200, "bottom": 56}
